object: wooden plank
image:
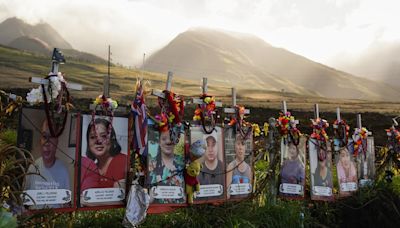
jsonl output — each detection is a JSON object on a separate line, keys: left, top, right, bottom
{"left": 29, "top": 77, "right": 83, "bottom": 90}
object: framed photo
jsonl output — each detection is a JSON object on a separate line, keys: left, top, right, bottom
{"left": 309, "top": 140, "right": 334, "bottom": 201}
{"left": 146, "top": 119, "right": 186, "bottom": 205}
{"left": 79, "top": 114, "right": 129, "bottom": 207}
{"left": 68, "top": 114, "right": 77, "bottom": 147}
{"left": 190, "top": 126, "right": 225, "bottom": 202}
{"left": 336, "top": 142, "right": 358, "bottom": 197}
{"left": 18, "top": 107, "right": 75, "bottom": 211}
{"left": 224, "top": 127, "right": 253, "bottom": 199}
{"left": 357, "top": 137, "right": 375, "bottom": 187}
{"left": 278, "top": 136, "right": 306, "bottom": 199}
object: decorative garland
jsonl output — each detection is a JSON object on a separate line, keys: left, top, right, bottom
{"left": 27, "top": 72, "right": 72, "bottom": 137}
{"left": 228, "top": 105, "right": 252, "bottom": 140}
{"left": 157, "top": 90, "right": 184, "bottom": 144}
{"left": 310, "top": 118, "right": 329, "bottom": 161}
{"left": 333, "top": 119, "right": 350, "bottom": 148}
{"left": 277, "top": 112, "right": 300, "bottom": 145}
{"left": 252, "top": 123, "right": 261, "bottom": 137}
{"left": 193, "top": 94, "right": 217, "bottom": 134}
{"left": 386, "top": 126, "right": 400, "bottom": 149}
{"left": 91, "top": 95, "right": 118, "bottom": 142}
{"left": 353, "top": 127, "right": 368, "bottom": 158}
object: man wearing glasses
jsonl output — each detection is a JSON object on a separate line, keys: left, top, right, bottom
{"left": 25, "top": 119, "right": 70, "bottom": 207}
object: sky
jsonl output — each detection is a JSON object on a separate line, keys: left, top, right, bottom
{"left": 1, "top": 0, "right": 400, "bottom": 75}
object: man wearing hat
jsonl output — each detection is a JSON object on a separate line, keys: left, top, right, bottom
{"left": 198, "top": 133, "right": 224, "bottom": 185}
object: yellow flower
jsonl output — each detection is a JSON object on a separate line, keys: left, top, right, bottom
{"left": 263, "top": 122, "right": 269, "bottom": 137}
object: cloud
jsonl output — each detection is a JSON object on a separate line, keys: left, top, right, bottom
{"left": 1, "top": 0, "right": 400, "bottom": 73}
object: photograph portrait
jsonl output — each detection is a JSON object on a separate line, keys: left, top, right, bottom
{"left": 224, "top": 127, "right": 253, "bottom": 199}
{"left": 279, "top": 136, "right": 306, "bottom": 198}
{"left": 18, "top": 107, "right": 75, "bottom": 209}
{"left": 309, "top": 140, "right": 334, "bottom": 201}
{"left": 146, "top": 119, "right": 186, "bottom": 204}
{"left": 79, "top": 114, "right": 129, "bottom": 207}
{"left": 190, "top": 126, "right": 225, "bottom": 202}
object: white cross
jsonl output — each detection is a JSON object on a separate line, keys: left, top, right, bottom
{"left": 192, "top": 77, "right": 222, "bottom": 107}
{"left": 224, "top": 88, "right": 250, "bottom": 114}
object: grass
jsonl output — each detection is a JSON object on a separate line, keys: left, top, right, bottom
{"left": 2, "top": 45, "right": 400, "bottom": 114}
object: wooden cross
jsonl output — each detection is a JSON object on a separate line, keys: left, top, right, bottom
{"left": 356, "top": 113, "right": 372, "bottom": 135}
{"left": 282, "top": 100, "right": 299, "bottom": 125}
{"left": 314, "top": 103, "right": 320, "bottom": 119}
{"left": 151, "top": 71, "right": 174, "bottom": 99}
{"left": 336, "top": 107, "right": 341, "bottom": 122}
{"left": 191, "top": 77, "right": 222, "bottom": 107}
{"left": 29, "top": 48, "right": 83, "bottom": 91}
{"left": 223, "top": 88, "right": 250, "bottom": 114}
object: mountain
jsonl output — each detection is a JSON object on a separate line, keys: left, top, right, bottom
{"left": 334, "top": 41, "right": 400, "bottom": 89}
{"left": 0, "top": 17, "right": 72, "bottom": 49}
{"left": 0, "top": 17, "right": 106, "bottom": 64}
{"left": 8, "top": 36, "right": 51, "bottom": 54}
{"left": 145, "top": 28, "right": 400, "bottom": 101}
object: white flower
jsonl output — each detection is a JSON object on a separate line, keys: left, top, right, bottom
{"left": 26, "top": 88, "right": 43, "bottom": 105}
{"left": 26, "top": 72, "right": 67, "bottom": 105}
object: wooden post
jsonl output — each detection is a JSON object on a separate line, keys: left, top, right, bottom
{"left": 166, "top": 71, "right": 173, "bottom": 91}
{"left": 50, "top": 48, "right": 65, "bottom": 73}
{"left": 202, "top": 77, "right": 208, "bottom": 94}
{"left": 29, "top": 48, "right": 82, "bottom": 91}
{"left": 336, "top": 107, "right": 341, "bottom": 122}
{"left": 192, "top": 77, "right": 222, "bottom": 107}
{"left": 356, "top": 114, "right": 362, "bottom": 129}
{"left": 104, "top": 45, "right": 111, "bottom": 98}
{"left": 232, "top": 88, "right": 236, "bottom": 107}
{"left": 314, "top": 104, "right": 319, "bottom": 119}
{"left": 151, "top": 71, "right": 174, "bottom": 99}
{"left": 223, "top": 88, "right": 249, "bottom": 114}
{"left": 282, "top": 101, "right": 287, "bottom": 114}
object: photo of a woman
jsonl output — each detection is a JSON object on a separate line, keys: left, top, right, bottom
{"left": 147, "top": 126, "right": 185, "bottom": 204}
{"left": 81, "top": 118, "right": 127, "bottom": 189}
{"left": 337, "top": 146, "right": 358, "bottom": 196}
{"left": 279, "top": 137, "right": 306, "bottom": 198}
{"left": 309, "top": 140, "right": 333, "bottom": 201}
{"left": 226, "top": 133, "right": 253, "bottom": 199}
{"left": 281, "top": 143, "right": 305, "bottom": 185}
{"left": 80, "top": 115, "right": 129, "bottom": 206}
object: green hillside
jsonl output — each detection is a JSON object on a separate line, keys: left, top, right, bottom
{"left": 1, "top": 45, "right": 400, "bottom": 113}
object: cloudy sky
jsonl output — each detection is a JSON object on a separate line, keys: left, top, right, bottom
{"left": 1, "top": 0, "right": 399, "bottom": 76}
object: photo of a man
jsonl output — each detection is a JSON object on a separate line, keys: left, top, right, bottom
{"left": 190, "top": 126, "right": 225, "bottom": 201}
{"left": 25, "top": 120, "right": 70, "bottom": 191}
{"left": 19, "top": 108, "right": 74, "bottom": 209}
{"left": 198, "top": 133, "right": 224, "bottom": 185}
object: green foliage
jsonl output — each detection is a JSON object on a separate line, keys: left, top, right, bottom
{"left": 0, "top": 129, "right": 17, "bottom": 146}
{"left": 0, "top": 208, "right": 17, "bottom": 228}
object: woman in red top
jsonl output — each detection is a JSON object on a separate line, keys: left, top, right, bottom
{"left": 81, "top": 118, "right": 127, "bottom": 192}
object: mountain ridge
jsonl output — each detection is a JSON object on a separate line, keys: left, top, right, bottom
{"left": 0, "top": 17, "right": 106, "bottom": 64}
{"left": 145, "top": 27, "right": 400, "bottom": 101}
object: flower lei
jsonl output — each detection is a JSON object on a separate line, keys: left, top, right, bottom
{"left": 333, "top": 119, "right": 350, "bottom": 148}
{"left": 310, "top": 118, "right": 329, "bottom": 161}
{"left": 228, "top": 105, "right": 252, "bottom": 140}
{"left": 27, "top": 72, "right": 72, "bottom": 137}
{"left": 193, "top": 94, "right": 217, "bottom": 134}
{"left": 353, "top": 127, "right": 368, "bottom": 158}
{"left": 252, "top": 123, "right": 261, "bottom": 137}
{"left": 157, "top": 90, "right": 184, "bottom": 144}
{"left": 91, "top": 95, "right": 118, "bottom": 142}
{"left": 386, "top": 127, "right": 400, "bottom": 149}
{"left": 277, "top": 112, "right": 300, "bottom": 145}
